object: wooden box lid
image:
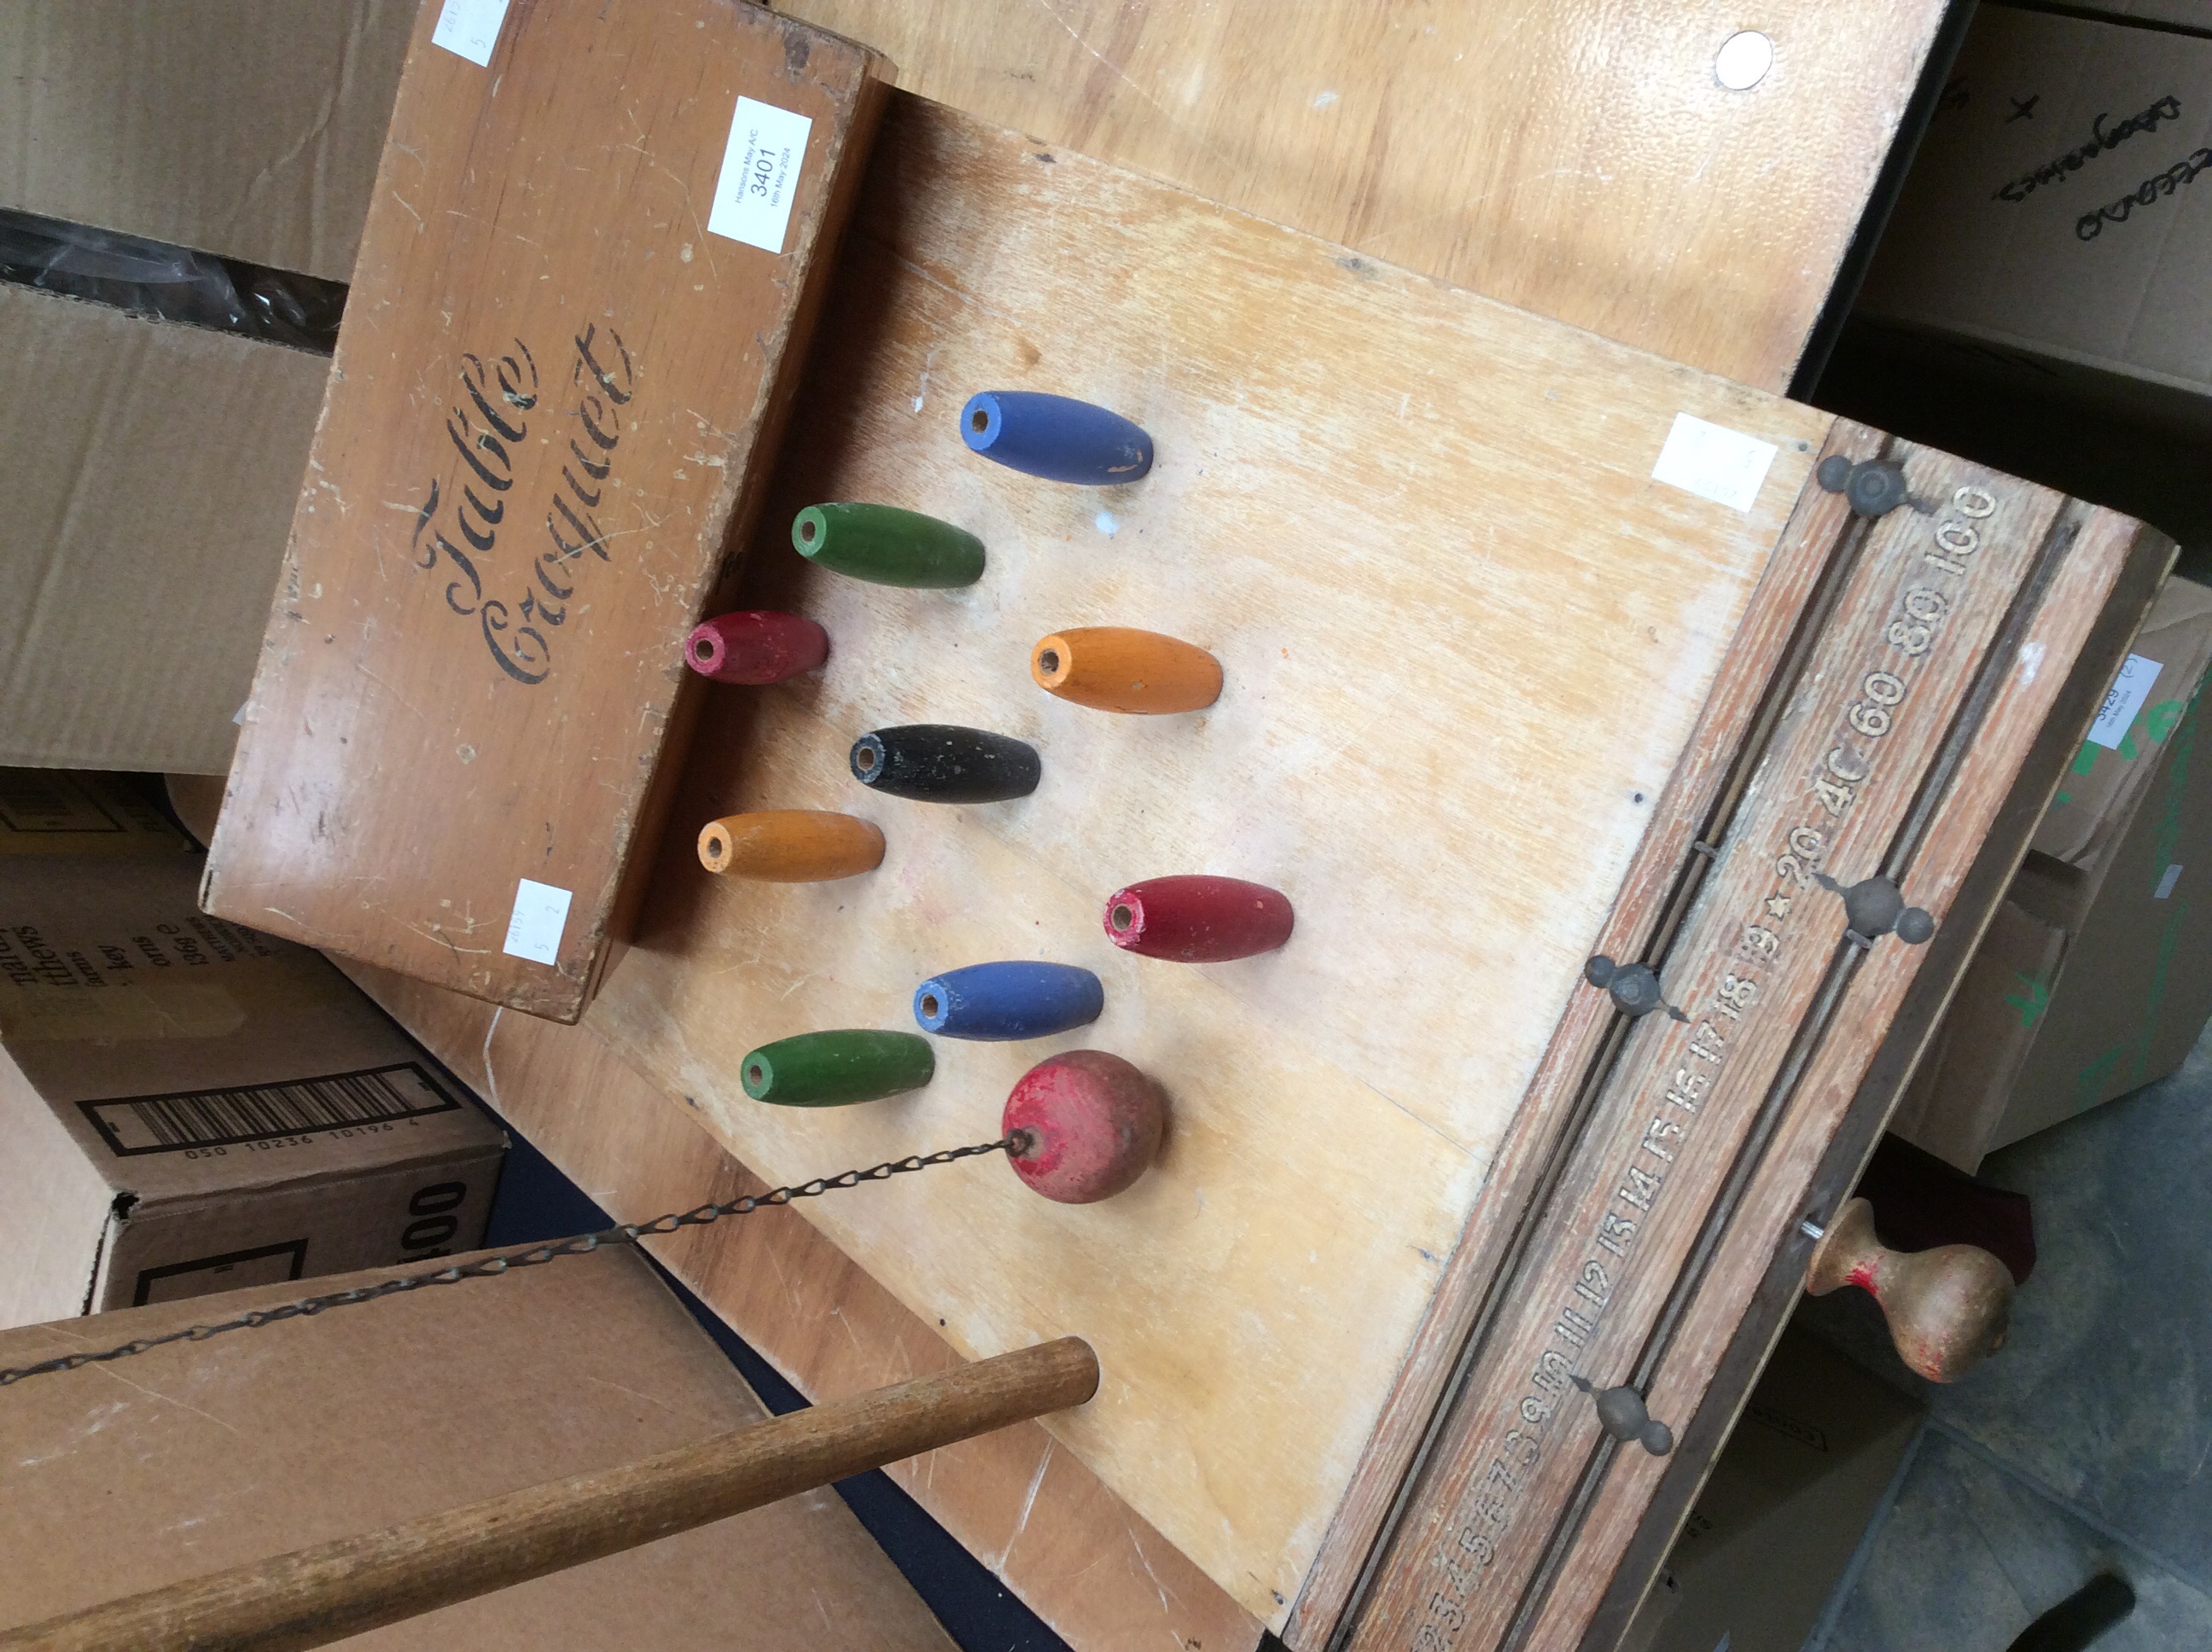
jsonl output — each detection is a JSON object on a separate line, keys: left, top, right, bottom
{"left": 204, "top": 0, "right": 887, "bottom": 1021}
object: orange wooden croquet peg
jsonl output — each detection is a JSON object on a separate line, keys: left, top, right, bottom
{"left": 1031, "top": 627, "right": 1222, "bottom": 714}
{"left": 696, "top": 811, "right": 884, "bottom": 881}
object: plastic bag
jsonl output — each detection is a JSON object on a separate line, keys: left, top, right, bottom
{"left": 0, "top": 209, "right": 343, "bottom": 352}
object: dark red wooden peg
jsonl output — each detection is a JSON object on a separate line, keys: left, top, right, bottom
{"left": 684, "top": 610, "right": 829, "bottom": 684}
{"left": 1003, "top": 1050, "right": 1166, "bottom": 1204}
{"left": 1100, "top": 875, "right": 1294, "bottom": 963}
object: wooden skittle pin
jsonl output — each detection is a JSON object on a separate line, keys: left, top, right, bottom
{"left": 684, "top": 610, "right": 828, "bottom": 683}
{"left": 1003, "top": 1050, "right": 1165, "bottom": 1203}
{"left": 1032, "top": 628, "right": 1222, "bottom": 714}
{"left": 741, "top": 1030, "right": 934, "bottom": 1107}
{"left": 959, "top": 392, "right": 1153, "bottom": 485}
{"left": 913, "top": 961, "right": 1104, "bottom": 1041}
{"left": 851, "top": 725, "right": 1041, "bottom": 804}
{"left": 792, "top": 503, "right": 985, "bottom": 588}
{"left": 697, "top": 811, "right": 884, "bottom": 881}
{"left": 1103, "top": 875, "right": 1294, "bottom": 962}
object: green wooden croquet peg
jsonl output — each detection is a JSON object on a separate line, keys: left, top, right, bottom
{"left": 791, "top": 503, "right": 986, "bottom": 588}
{"left": 740, "top": 1029, "right": 936, "bottom": 1106}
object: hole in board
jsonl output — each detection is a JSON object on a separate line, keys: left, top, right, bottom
{"left": 971, "top": 408, "right": 990, "bottom": 433}
{"left": 920, "top": 994, "right": 940, "bottom": 1017}
{"left": 1111, "top": 904, "right": 1134, "bottom": 931}
{"left": 1038, "top": 649, "right": 1061, "bottom": 674}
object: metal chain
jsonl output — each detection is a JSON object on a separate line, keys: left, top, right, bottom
{"left": 0, "top": 1134, "right": 1025, "bottom": 1389}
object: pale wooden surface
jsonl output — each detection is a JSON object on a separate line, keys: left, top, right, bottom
{"left": 204, "top": 0, "right": 884, "bottom": 1020}
{"left": 577, "top": 94, "right": 1832, "bottom": 1627}
{"left": 337, "top": 957, "right": 1265, "bottom": 1652}
{"left": 4, "top": 1341, "right": 1095, "bottom": 1652}
{"left": 773, "top": 0, "right": 1950, "bottom": 392}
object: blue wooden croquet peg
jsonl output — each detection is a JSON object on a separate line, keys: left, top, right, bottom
{"left": 959, "top": 392, "right": 1153, "bottom": 485}
{"left": 913, "top": 961, "right": 1106, "bottom": 1041}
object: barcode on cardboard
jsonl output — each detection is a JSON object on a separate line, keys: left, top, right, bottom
{"left": 80, "top": 1063, "right": 461, "bottom": 1157}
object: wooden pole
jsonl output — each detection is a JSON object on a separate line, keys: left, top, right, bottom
{"left": 1, "top": 1337, "right": 1098, "bottom": 1652}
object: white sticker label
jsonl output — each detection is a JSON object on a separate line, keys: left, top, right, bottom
{"left": 502, "top": 878, "right": 572, "bottom": 965}
{"left": 432, "top": 0, "right": 509, "bottom": 66}
{"left": 708, "top": 96, "right": 812, "bottom": 253}
{"left": 1650, "top": 412, "right": 1779, "bottom": 513}
{"left": 2089, "top": 653, "right": 2162, "bottom": 748}
{"left": 2157, "top": 864, "right": 2184, "bottom": 899}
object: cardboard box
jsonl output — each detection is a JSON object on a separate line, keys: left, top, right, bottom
{"left": 0, "top": 0, "right": 413, "bottom": 282}
{"left": 1857, "top": 5, "right": 2212, "bottom": 436}
{"left": 0, "top": 851, "right": 504, "bottom": 1329}
{"left": 1890, "top": 573, "right": 2212, "bottom": 1170}
{"left": 1621, "top": 1328, "right": 1924, "bottom": 1652}
{"left": 204, "top": 1, "right": 888, "bottom": 1021}
{"left": 0, "top": 1246, "right": 955, "bottom": 1650}
{"left": 2033, "top": 575, "right": 2212, "bottom": 872}
{"left": 0, "top": 1, "right": 410, "bottom": 773}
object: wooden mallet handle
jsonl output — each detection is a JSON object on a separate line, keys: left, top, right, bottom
{"left": 1805, "top": 1196, "right": 2012, "bottom": 1382}
{"left": 0, "top": 1337, "right": 1099, "bottom": 1652}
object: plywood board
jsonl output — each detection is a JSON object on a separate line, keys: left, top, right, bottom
{"left": 203, "top": 0, "right": 886, "bottom": 1020}
{"left": 583, "top": 94, "right": 1833, "bottom": 1627}
{"left": 774, "top": 0, "right": 1953, "bottom": 391}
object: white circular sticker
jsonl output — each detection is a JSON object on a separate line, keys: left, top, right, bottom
{"left": 1714, "top": 30, "right": 1774, "bottom": 92}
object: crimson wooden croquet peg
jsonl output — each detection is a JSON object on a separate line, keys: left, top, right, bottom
{"left": 1003, "top": 1050, "right": 1165, "bottom": 1204}
{"left": 684, "top": 610, "right": 828, "bottom": 683}
{"left": 1102, "top": 875, "right": 1294, "bottom": 962}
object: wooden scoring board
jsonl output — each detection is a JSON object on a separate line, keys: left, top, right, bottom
{"left": 570, "top": 91, "right": 1940, "bottom": 1631}
{"left": 203, "top": 0, "right": 885, "bottom": 1020}
{"left": 1325, "top": 464, "right": 2164, "bottom": 1650}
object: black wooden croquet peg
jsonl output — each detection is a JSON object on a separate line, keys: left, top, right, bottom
{"left": 850, "top": 724, "right": 1041, "bottom": 804}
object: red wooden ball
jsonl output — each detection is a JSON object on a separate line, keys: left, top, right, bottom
{"left": 1003, "top": 1050, "right": 1165, "bottom": 1205}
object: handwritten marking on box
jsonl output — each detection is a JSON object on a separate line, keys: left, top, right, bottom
{"left": 503, "top": 879, "right": 572, "bottom": 965}
{"left": 432, "top": 0, "right": 511, "bottom": 67}
{"left": 709, "top": 97, "right": 813, "bottom": 253}
{"left": 2088, "top": 653, "right": 2162, "bottom": 749}
{"left": 1651, "top": 412, "right": 1779, "bottom": 513}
